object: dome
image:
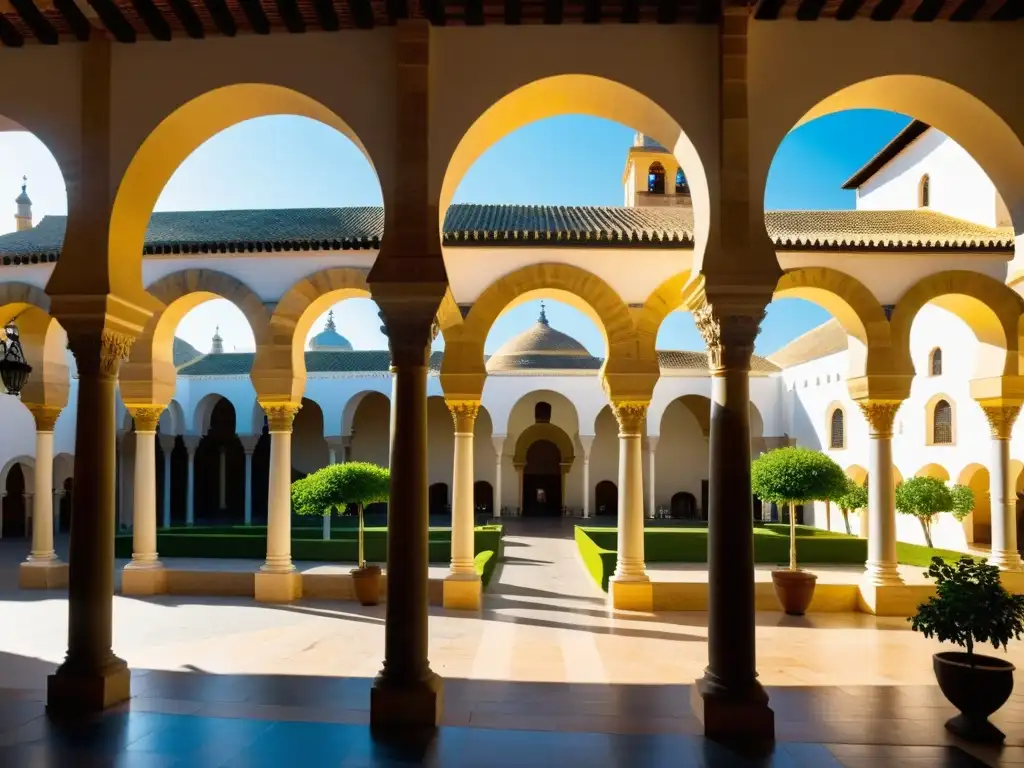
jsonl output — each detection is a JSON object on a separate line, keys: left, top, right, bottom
{"left": 309, "top": 310, "right": 353, "bottom": 351}
{"left": 486, "top": 303, "right": 600, "bottom": 373}
{"left": 15, "top": 177, "right": 30, "bottom": 206}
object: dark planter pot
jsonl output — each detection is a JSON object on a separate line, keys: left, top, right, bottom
{"left": 351, "top": 564, "right": 382, "bottom": 606}
{"left": 934, "top": 651, "right": 1015, "bottom": 743}
{"left": 771, "top": 569, "right": 817, "bottom": 616}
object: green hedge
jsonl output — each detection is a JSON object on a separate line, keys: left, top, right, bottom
{"left": 475, "top": 551, "right": 498, "bottom": 587}
{"left": 575, "top": 526, "right": 617, "bottom": 591}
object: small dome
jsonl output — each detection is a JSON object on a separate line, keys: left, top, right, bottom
{"left": 15, "top": 177, "right": 30, "bottom": 206}
{"left": 310, "top": 310, "right": 353, "bottom": 351}
{"left": 487, "top": 303, "right": 599, "bottom": 373}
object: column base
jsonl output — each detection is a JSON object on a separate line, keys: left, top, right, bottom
{"left": 608, "top": 575, "right": 653, "bottom": 611}
{"left": 19, "top": 559, "right": 68, "bottom": 590}
{"left": 370, "top": 671, "right": 443, "bottom": 731}
{"left": 690, "top": 675, "right": 775, "bottom": 745}
{"left": 47, "top": 656, "right": 131, "bottom": 715}
{"left": 862, "top": 560, "right": 904, "bottom": 587}
{"left": 254, "top": 570, "right": 302, "bottom": 603}
{"left": 989, "top": 549, "right": 1023, "bottom": 571}
{"left": 442, "top": 573, "right": 482, "bottom": 610}
{"left": 857, "top": 580, "right": 921, "bottom": 616}
{"left": 122, "top": 562, "right": 167, "bottom": 596}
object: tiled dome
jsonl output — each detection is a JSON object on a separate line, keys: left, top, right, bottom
{"left": 486, "top": 304, "right": 600, "bottom": 373}
{"left": 309, "top": 310, "right": 353, "bottom": 351}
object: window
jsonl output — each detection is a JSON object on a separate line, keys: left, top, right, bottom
{"left": 919, "top": 174, "right": 930, "bottom": 208}
{"left": 830, "top": 408, "right": 845, "bottom": 449}
{"left": 647, "top": 162, "right": 666, "bottom": 194}
{"left": 929, "top": 348, "right": 942, "bottom": 377}
{"left": 933, "top": 399, "right": 953, "bottom": 444}
{"left": 675, "top": 168, "right": 687, "bottom": 193}
{"left": 534, "top": 401, "right": 552, "bottom": 424}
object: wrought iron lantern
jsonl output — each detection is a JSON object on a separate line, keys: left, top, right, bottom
{"left": 0, "top": 321, "right": 31, "bottom": 396}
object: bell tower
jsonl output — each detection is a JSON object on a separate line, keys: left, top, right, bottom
{"left": 622, "top": 134, "right": 691, "bottom": 210}
{"left": 14, "top": 176, "right": 31, "bottom": 232}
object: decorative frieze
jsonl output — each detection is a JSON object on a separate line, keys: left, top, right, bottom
{"left": 447, "top": 400, "right": 480, "bottom": 434}
{"left": 612, "top": 401, "right": 648, "bottom": 436}
{"left": 262, "top": 402, "right": 301, "bottom": 432}
{"left": 129, "top": 406, "right": 165, "bottom": 433}
{"left": 982, "top": 404, "right": 1021, "bottom": 440}
{"left": 26, "top": 404, "right": 62, "bottom": 432}
{"left": 857, "top": 401, "right": 901, "bottom": 438}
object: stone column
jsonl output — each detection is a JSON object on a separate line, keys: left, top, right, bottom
{"left": 689, "top": 299, "right": 774, "bottom": 741}
{"left": 982, "top": 403, "right": 1023, "bottom": 570}
{"left": 515, "top": 463, "right": 524, "bottom": 516}
{"left": 183, "top": 436, "right": 199, "bottom": 527}
{"left": 647, "top": 436, "right": 659, "bottom": 518}
{"left": 255, "top": 403, "right": 301, "bottom": 602}
{"left": 239, "top": 435, "right": 259, "bottom": 527}
{"left": 608, "top": 401, "right": 651, "bottom": 609}
{"left": 47, "top": 330, "right": 133, "bottom": 714}
{"left": 158, "top": 435, "right": 174, "bottom": 529}
{"left": 123, "top": 407, "right": 166, "bottom": 596}
{"left": 858, "top": 401, "right": 904, "bottom": 586}
{"left": 580, "top": 435, "right": 594, "bottom": 518}
{"left": 444, "top": 400, "right": 481, "bottom": 609}
{"left": 560, "top": 463, "right": 570, "bottom": 515}
{"left": 20, "top": 405, "right": 67, "bottom": 589}
{"left": 492, "top": 436, "right": 505, "bottom": 517}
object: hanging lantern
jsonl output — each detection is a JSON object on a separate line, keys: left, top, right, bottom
{"left": 0, "top": 321, "right": 31, "bottom": 396}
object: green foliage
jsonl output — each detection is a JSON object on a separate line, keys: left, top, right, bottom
{"left": 751, "top": 447, "right": 848, "bottom": 505}
{"left": 896, "top": 476, "right": 953, "bottom": 521}
{"left": 836, "top": 479, "right": 868, "bottom": 512}
{"left": 291, "top": 462, "right": 390, "bottom": 517}
{"left": 910, "top": 556, "right": 1024, "bottom": 663}
{"left": 950, "top": 484, "right": 975, "bottom": 522}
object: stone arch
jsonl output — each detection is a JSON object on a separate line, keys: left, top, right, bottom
{"left": 442, "top": 263, "right": 649, "bottom": 402}
{"left": 341, "top": 387, "right": 392, "bottom": 437}
{"left": 915, "top": 463, "right": 951, "bottom": 482}
{"left": 513, "top": 423, "right": 575, "bottom": 469}
{"left": 439, "top": 74, "right": 712, "bottom": 264}
{"left": 192, "top": 393, "right": 234, "bottom": 437}
{"left": 958, "top": 462, "right": 992, "bottom": 545}
{"left": 660, "top": 394, "right": 711, "bottom": 439}
{"left": 97, "top": 83, "right": 380, "bottom": 310}
{"left": 159, "top": 399, "right": 187, "bottom": 436}
{"left": 53, "top": 452, "right": 75, "bottom": 487}
{"left": 637, "top": 271, "right": 691, "bottom": 346}
{"left": 889, "top": 271, "right": 1024, "bottom": 381}
{"left": 775, "top": 267, "right": 893, "bottom": 382}
{"left": 122, "top": 269, "right": 271, "bottom": 409}
{"left": 252, "top": 267, "right": 373, "bottom": 404}
{"left": 0, "top": 286, "right": 69, "bottom": 408}
{"left": 0, "top": 455, "right": 34, "bottom": 490}
{"left": 845, "top": 465, "right": 868, "bottom": 485}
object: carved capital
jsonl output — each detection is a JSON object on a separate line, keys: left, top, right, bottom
{"left": 376, "top": 291, "right": 443, "bottom": 368}
{"left": 447, "top": 400, "right": 480, "bottom": 434}
{"left": 982, "top": 404, "right": 1021, "bottom": 440}
{"left": 692, "top": 302, "right": 764, "bottom": 374}
{"left": 25, "top": 404, "right": 62, "bottom": 432}
{"left": 612, "top": 400, "right": 648, "bottom": 436}
{"left": 857, "top": 401, "right": 901, "bottom": 438}
{"left": 261, "top": 401, "right": 301, "bottom": 433}
{"left": 129, "top": 406, "right": 164, "bottom": 433}
{"left": 68, "top": 330, "right": 134, "bottom": 380}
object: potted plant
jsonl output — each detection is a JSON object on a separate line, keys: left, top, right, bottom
{"left": 910, "top": 556, "right": 1024, "bottom": 743}
{"left": 835, "top": 478, "right": 867, "bottom": 537}
{"left": 896, "top": 476, "right": 958, "bottom": 548}
{"left": 291, "top": 461, "right": 390, "bottom": 606}
{"left": 751, "top": 447, "right": 847, "bottom": 616}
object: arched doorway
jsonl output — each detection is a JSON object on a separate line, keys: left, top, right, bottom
{"left": 523, "top": 440, "right": 562, "bottom": 517}
{"left": 670, "top": 491, "right": 697, "bottom": 520}
{"left": 2, "top": 464, "right": 27, "bottom": 538}
{"left": 195, "top": 398, "right": 245, "bottom": 525}
{"left": 474, "top": 481, "right": 494, "bottom": 516}
{"left": 595, "top": 480, "right": 617, "bottom": 518}
{"left": 429, "top": 483, "right": 449, "bottom": 519}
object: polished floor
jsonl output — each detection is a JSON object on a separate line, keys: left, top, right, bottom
{"left": 0, "top": 521, "right": 1020, "bottom": 766}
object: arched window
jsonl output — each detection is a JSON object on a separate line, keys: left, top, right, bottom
{"left": 919, "top": 174, "right": 930, "bottom": 208}
{"left": 933, "top": 399, "right": 953, "bottom": 445}
{"left": 675, "top": 168, "right": 687, "bottom": 193}
{"left": 830, "top": 408, "right": 845, "bottom": 450}
{"left": 647, "top": 162, "right": 665, "bottom": 194}
{"left": 930, "top": 348, "right": 942, "bottom": 376}
{"left": 534, "top": 401, "right": 552, "bottom": 424}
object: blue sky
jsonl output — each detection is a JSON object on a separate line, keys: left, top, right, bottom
{"left": 0, "top": 109, "right": 912, "bottom": 357}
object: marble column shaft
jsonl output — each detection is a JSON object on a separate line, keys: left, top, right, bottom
{"left": 262, "top": 404, "right": 299, "bottom": 574}
{"left": 982, "top": 404, "right": 1023, "bottom": 570}
{"left": 128, "top": 408, "right": 163, "bottom": 567}
{"left": 448, "top": 401, "right": 479, "bottom": 575}
{"left": 611, "top": 402, "right": 648, "bottom": 581}
{"left": 26, "top": 405, "right": 61, "bottom": 562}
{"left": 858, "top": 401, "right": 903, "bottom": 586}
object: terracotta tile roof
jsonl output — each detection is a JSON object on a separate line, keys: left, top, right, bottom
{"left": 658, "top": 350, "right": 779, "bottom": 373}
{"left": 767, "top": 319, "right": 848, "bottom": 369}
{"left": 842, "top": 120, "right": 929, "bottom": 190}
{"left": 765, "top": 209, "right": 1014, "bottom": 252}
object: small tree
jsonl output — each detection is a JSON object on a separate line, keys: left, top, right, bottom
{"left": 291, "top": 462, "right": 390, "bottom": 568}
{"left": 895, "top": 476, "right": 952, "bottom": 548}
{"left": 751, "top": 447, "right": 848, "bottom": 570}
{"left": 950, "top": 483, "right": 975, "bottom": 522}
{"left": 836, "top": 478, "right": 868, "bottom": 536}
{"left": 910, "top": 556, "right": 1024, "bottom": 666}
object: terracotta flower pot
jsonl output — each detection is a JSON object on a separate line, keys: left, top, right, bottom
{"left": 934, "top": 651, "right": 1015, "bottom": 743}
{"left": 771, "top": 569, "right": 817, "bottom": 616}
{"left": 351, "top": 564, "right": 382, "bottom": 606}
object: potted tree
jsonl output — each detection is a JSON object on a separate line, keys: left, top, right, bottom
{"left": 835, "top": 478, "right": 868, "bottom": 537}
{"left": 291, "top": 461, "right": 390, "bottom": 606}
{"left": 910, "top": 556, "right": 1024, "bottom": 743}
{"left": 751, "top": 447, "right": 848, "bottom": 616}
{"left": 895, "top": 476, "right": 953, "bottom": 548}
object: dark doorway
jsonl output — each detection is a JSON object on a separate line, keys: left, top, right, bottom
{"left": 195, "top": 399, "right": 245, "bottom": 526}
{"left": 595, "top": 480, "right": 617, "bottom": 518}
{"left": 700, "top": 479, "right": 709, "bottom": 521}
{"left": 523, "top": 439, "right": 562, "bottom": 517}
{"left": 2, "top": 464, "right": 27, "bottom": 538}
{"left": 752, "top": 494, "right": 763, "bottom": 521}
{"left": 429, "top": 483, "right": 449, "bottom": 518}
{"left": 670, "top": 491, "right": 697, "bottom": 520}
{"left": 59, "top": 477, "right": 73, "bottom": 533}
{"left": 473, "top": 481, "right": 493, "bottom": 516}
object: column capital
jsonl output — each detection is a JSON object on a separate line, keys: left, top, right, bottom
{"left": 68, "top": 329, "right": 134, "bottom": 381}
{"left": 980, "top": 402, "right": 1021, "bottom": 440}
{"left": 689, "top": 297, "right": 765, "bottom": 374}
{"left": 612, "top": 400, "right": 648, "bottom": 437}
{"left": 447, "top": 400, "right": 480, "bottom": 434}
{"left": 856, "top": 400, "right": 902, "bottom": 438}
{"left": 128, "top": 405, "right": 164, "bottom": 433}
{"left": 25, "top": 404, "right": 62, "bottom": 432}
{"left": 260, "top": 401, "right": 301, "bottom": 433}
{"left": 374, "top": 290, "right": 444, "bottom": 368}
